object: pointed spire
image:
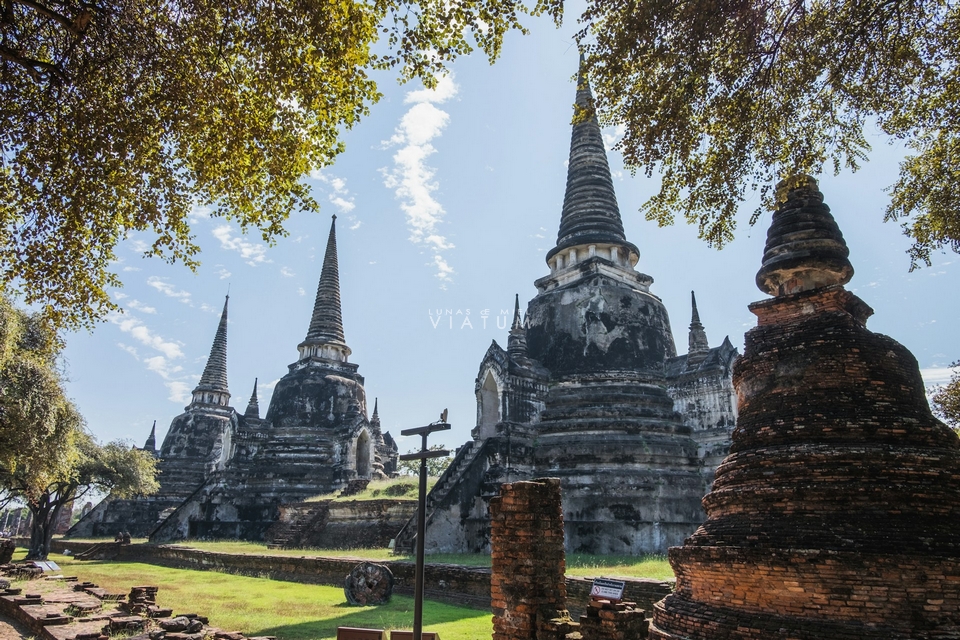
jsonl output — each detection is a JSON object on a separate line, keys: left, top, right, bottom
{"left": 299, "top": 216, "right": 351, "bottom": 362}
{"left": 546, "top": 54, "right": 639, "bottom": 266}
{"left": 688, "top": 291, "right": 710, "bottom": 356}
{"left": 143, "top": 420, "right": 157, "bottom": 452}
{"left": 192, "top": 296, "right": 231, "bottom": 405}
{"left": 508, "top": 294, "right": 528, "bottom": 358}
{"left": 370, "top": 397, "right": 381, "bottom": 431}
{"left": 244, "top": 378, "right": 260, "bottom": 420}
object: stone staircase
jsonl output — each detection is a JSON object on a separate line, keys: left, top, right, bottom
{"left": 392, "top": 440, "right": 484, "bottom": 554}
{"left": 264, "top": 502, "right": 331, "bottom": 549}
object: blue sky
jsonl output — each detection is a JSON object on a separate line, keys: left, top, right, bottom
{"left": 61, "top": 15, "right": 959, "bottom": 456}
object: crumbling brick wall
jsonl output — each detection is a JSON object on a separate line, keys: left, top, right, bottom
{"left": 490, "top": 478, "right": 574, "bottom": 640}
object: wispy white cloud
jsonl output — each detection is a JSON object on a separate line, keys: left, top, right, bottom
{"left": 108, "top": 312, "right": 184, "bottom": 360}
{"left": 403, "top": 77, "right": 459, "bottom": 105}
{"left": 216, "top": 267, "right": 232, "bottom": 280}
{"left": 127, "top": 299, "right": 157, "bottom": 314}
{"left": 123, "top": 266, "right": 142, "bottom": 272}
{"left": 117, "top": 343, "right": 139, "bottom": 359}
{"left": 281, "top": 267, "right": 295, "bottom": 278}
{"left": 130, "top": 239, "right": 150, "bottom": 253}
{"left": 189, "top": 205, "right": 212, "bottom": 223}
{"left": 109, "top": 311, "right": 209, "bottom": 404}
{"left": 144, "top": 355, "right": 184, "bottom": 380}
{"left": 432, "top": 255, "right": 454, "bottom": 289}
{"left": 212, "top": 225, "right": 271, "bottom": 266}
{"left": 147, "top": 276, "right": 192, "bottom": 304}
{"left": 602, "top": 124, "right": 625, "bottom": 151}
{"left": 312, "top": 172, "right": 357, "bottom": 214}
{"left": 383, "top": 74, "right": 458, "bottom": 285}
{"left": 298, "top": 287, "right": 306, "bottom": 296}
{"left": 166, "top": 381, "right": 192, "bottom": 404}
{"left": 922, "top": 366, "right": 958, "bottom": 387}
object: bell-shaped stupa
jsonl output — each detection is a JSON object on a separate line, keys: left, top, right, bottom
{"left": 651, "top": 176, "right": 960, "bottom": 639}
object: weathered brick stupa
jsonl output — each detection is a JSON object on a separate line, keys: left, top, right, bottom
{"left": 69, "top": 299, "right": 240, "bottom": 537}
{"left": 394, "top": 59, "right": 738, "bottom": 556}
{"left": 149, "top": 215, "right": 398, "bottom": 541}
{"left": 650, "top": 176, "right": 960, "bottom": 639}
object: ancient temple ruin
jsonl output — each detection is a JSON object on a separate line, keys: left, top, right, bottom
{"left": 70, "top": 298, "right": 243, "bottom": 537}
{"left": 394, "top": 61, "right": 739, "bottom": 556}
{"left": 70, "top": 216, "right": 398, "bottom": 540}
{"left": 650, "top": 176, "right": 960, "bottom": 639}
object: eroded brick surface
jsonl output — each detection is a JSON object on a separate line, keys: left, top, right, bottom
{"left": 490, "top": 479, "right": 577, "bottom": 640}
{"left": 651, "top": 178, "right": 960, "bottom": 639}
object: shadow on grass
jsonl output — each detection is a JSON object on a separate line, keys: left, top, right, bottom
{"left": 251, "top": 596, "right": 490, "bottom": 640}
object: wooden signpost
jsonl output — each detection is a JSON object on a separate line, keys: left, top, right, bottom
{"left": 399, "top": 413, "right": 450, "bottom": 640}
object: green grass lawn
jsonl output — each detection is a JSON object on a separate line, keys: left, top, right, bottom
{"left": 565, "top": 554, "right": 674, "bottom": 581}
{"left": 25, "top": 551, "right": 491, "bottom": 640}
{"left": 304, "top": 478, "right": 437, "bottom": 503}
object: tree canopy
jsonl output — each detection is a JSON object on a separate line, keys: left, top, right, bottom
{"left": 1, "top": 0, "right": 561, "bottom": 330}
{"left": 0, "top": 294, "right": 158, "bottom": 558}
{"left": 575, "top": 0, "right": 959, "bottom": 266}
{"left": 1, "top": 430, "right": 159, "bottom": 558}
{"left": 398, "top": 445, "right": 452, "bottom": 477}
{"left": 0, "top": 295, "right": 70, "bottom": 476}
{"left": 932, "top": 363, "right": 960, "bottom": 433}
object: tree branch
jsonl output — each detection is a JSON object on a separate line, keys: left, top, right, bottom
{"left": 12, "top": 0, "right": 88, "bottom": 35}
{"left": 0, "top": 43, "right": 66, "bottom": 82}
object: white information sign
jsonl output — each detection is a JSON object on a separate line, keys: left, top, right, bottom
{"left": 589, "top": 577, "right": 625, "bottom": 601}
{"left": 33, "top": 560, "right": 61, "bottom": 572}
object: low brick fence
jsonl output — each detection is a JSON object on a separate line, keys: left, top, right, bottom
{"left": 46, "top": 539, "right": 673, "bottom": 615}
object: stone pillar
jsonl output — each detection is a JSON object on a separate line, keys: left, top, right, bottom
{"left": 650, "top": 176, "right": 960, "bottom": 639}
{"left": 490, "top": 478, "right": 576, "bottom": 640}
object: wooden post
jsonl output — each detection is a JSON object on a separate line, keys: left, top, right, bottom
{"left": 399, "top": 419, "right": 450, "bottom": 640}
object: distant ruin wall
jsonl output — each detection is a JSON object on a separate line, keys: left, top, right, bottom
{"left": 266, "top": 499, "right": 416, "bottom": 549}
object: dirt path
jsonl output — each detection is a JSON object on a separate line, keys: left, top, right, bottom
{"left": 0, "top": 612, "right": 31, "bottom": 640}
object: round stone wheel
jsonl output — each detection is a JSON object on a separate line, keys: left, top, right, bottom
{"left": 343, "top": 562, "right": 394, "bottom": 605}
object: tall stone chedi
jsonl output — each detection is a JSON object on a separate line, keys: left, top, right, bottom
{"left": 651, "top": 176, "right": 960, "bottom": 639}
{"left": 398, "top": 61, "right": 738, "bottom": 556}
{"left": 149, "top": 215, "right": 398, "bottom": 541}
{"left": 68, "top": 298, "right": 238, "bottom": 537}
{"left": 524, "top": 62, "right": 706, "bottom": 554}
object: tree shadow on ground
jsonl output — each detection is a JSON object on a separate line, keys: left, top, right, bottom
{"left": 251, "top": 597, "right": 491, "bottom": 640}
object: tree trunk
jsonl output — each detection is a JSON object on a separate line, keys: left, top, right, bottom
{"left": 25, "top": 500, "right": 62, "bottom": 560}
{"left": 25, "top": 502, "right": 51, "bottom": 560}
